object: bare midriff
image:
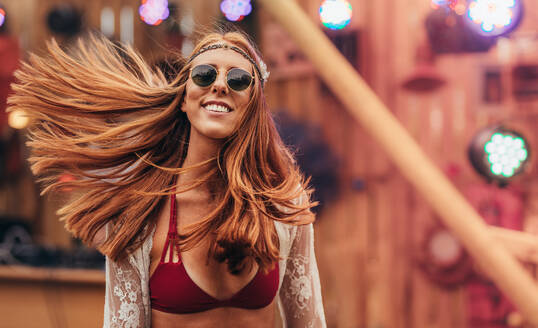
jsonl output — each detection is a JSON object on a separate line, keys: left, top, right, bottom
{"left": 151, "top": 302, "right": 276, "bottom": 328}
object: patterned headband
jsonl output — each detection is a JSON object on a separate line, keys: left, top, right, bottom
{"left": 187, "top": 43, "right": 270, "bottom": 86}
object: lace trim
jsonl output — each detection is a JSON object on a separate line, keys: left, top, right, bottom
{"left": 283, "top": 254, "right": 313, "bottom": 317}
{"left": 110, "top": 267, "right": 141, "bottom": 328}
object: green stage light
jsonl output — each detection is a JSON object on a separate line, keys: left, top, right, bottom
{"left": 484, "top": 133, "right": 527, "bottom": 177}
{"left": 468, "top": 125, "right": 530, "bottom": 185}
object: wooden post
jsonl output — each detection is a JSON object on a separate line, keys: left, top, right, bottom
{"left": 490, "top": 226, "right": 538, "bottom": 264}
{"left": 256, "top": 0, "right": 538, "bottom": 324}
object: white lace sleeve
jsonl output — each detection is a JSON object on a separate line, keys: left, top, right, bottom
{"left": 279, "top": 223, "right": 326, "bottom": 328}
{"left": 103, "top": 226, "right": 153, "bottom": 328}
{"left": 104, "top": 257, "right": 147, "bottom": 328}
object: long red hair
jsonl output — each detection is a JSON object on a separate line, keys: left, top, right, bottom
{"left": 8, "top": 31, "right": 316, "bottom": 273}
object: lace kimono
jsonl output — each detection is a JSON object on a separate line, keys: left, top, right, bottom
{"left": 103, "top": 221, "right": 326, "bottom": 327}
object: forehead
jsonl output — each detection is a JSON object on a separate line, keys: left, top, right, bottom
{"left": 190, "top": 47, "right": 253, "bottom": 71}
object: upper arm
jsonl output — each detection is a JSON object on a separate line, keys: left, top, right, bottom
{"left": 279, "top": 223, "right": 326, "bottom": 327}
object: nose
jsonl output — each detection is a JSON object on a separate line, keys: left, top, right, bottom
{"left": 211, "top": 69, "right": 229, "bottom": 96}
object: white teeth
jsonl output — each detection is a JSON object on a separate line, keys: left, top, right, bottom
{"left": 204, "top": 104, "right": 231, "bottom": 113}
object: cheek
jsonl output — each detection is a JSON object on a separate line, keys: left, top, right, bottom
{"left": 235, "top": 92, "right": 252, "bottom": 112}
{"left": 182, "top": 85, "right": 202, "bottom": 112}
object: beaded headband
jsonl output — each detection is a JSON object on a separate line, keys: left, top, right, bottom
{"left": 187, "top": 43, "right": 270, "bottom": 87}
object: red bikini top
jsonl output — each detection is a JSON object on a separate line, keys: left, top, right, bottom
{"left": 149, "top": 194, "right": 279, "bottom": 314}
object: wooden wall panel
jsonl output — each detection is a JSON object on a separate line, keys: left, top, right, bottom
{"left": 0, "top": 266, "right": 104, "bottom": 328}
{"left": 263, "top": 0, "right": 538, "bottom": 327}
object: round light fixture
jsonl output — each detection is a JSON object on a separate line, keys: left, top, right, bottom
{"left": 319, "top": 0, "right": 352, "bottom": 30}
{"left": 429, "top": 230, "right": 463, "bottom": 266}
{"left": 139, "top": 0, "right": 169, "bottom": 26}
{"left": 468, "top": 125, "right": 530, "bottom": 184}
{"left": 465, "top": 0, "right": 523, "bottom": 37}
{"left": 220, "top": 0, "right": 252, "bottom": 22}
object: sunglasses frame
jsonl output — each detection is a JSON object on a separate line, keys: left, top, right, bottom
{"left": 190, "top": 64, "right": 255, "bottom": 92}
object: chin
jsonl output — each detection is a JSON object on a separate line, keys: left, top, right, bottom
{"left": 189, "top": 121, "right": 236, "bottom": 141}
{"left": 201, "top": 129, "right": 233, "bottom": 140}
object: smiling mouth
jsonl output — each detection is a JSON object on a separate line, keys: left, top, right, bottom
{"left": 203, "top": 104, "right": 231, "bottom": 113}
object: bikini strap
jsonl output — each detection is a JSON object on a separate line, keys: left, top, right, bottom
{"left": 160, "top": 193, "right": 178, "bottom": 263}
{"left": 169, "top": 193, "right": 178, "bottom": 235}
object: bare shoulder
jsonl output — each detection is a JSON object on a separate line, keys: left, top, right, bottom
{"left": 85, "top": 224, "right": 106, "bottom": 251}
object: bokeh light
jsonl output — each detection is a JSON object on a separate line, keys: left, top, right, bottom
{"left": 8, "top": 110, "right": 30, "bottom": 130}
{"left": 139, "top": 0, "right": 169, "bottom": 26}
{"left": 319, "top": 0, "right": 352, "bottom": 30}
{"left": 454, "top": 3, "right": 466, "bottom": 15}
{"left": 0, "top": 8, "right": 5, "bottom": 27}
{"left": 220, "top": 0, "right": 252, "bottom": 22}
{"left": 466, "top": 0, "right": 522, "bottom": 36}
{"left": 431, "top": 0, "right": 454, "bottom": 7}
{"left": 430, "top": 0, "right": 456, "bottom": 10}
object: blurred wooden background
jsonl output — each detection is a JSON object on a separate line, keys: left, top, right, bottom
{"left": 1, "top": 0, "right": 538, "bottom": 327}
{"left": 263, "top": 0, "right": 538, "bottom": 327}
{"left": 0, "top": 266, "right": 104, "bottom": 328}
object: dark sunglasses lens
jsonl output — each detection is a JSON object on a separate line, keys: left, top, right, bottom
{"left": 227, "top": 68, "right": 252, "bottom": 91}
{"left": 191, "top": 65, "right": 217, "bottom": 87}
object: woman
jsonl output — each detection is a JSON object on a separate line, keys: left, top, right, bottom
{"left": 8, "top": 30, "right": 326, "bottom": 327}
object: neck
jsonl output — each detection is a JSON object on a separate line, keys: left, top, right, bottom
{"left": 178, "top": 128, "right": 223, "bottom": 190}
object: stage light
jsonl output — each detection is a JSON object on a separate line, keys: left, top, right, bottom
{"left": 465, "top": 0, "right": 523, "bottom": 37}
{"left": 0, "top": 8, "right": 5, "bottom": 27}
{"left": 139, "top": 0, "right": 169, "bottom": 26}
{"left": 220, "top": 0, "right": 252, "bottom": 22}
{"left": 468, "top": 125, "right": 530, "bottom": 184}
{"left": 485, "top": 133, "right": 527, "bottom": 177}
{"left": 319, "top": 0, "right": 352, "bottom": 30}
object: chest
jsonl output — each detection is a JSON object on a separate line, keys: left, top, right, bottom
{"left": 149, "top": 195, "right": 260, "bottom": 300}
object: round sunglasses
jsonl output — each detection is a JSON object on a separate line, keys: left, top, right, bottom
{"left": 190, "top": 64, "right": 254, "bottom": 92}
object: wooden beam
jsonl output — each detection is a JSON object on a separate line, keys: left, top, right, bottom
{"left": 491, "top": 226, "right": 538, "bottom": 264}
{"left": 256, "top": 0, "right": 538, "bottom": 324}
